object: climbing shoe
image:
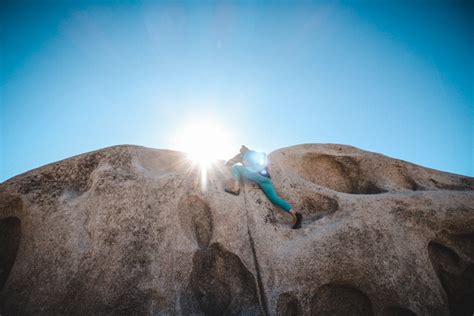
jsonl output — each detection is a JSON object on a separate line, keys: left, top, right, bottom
{"left": 224, "top": 188, "right": 240, "bottom": 196}
{"left": 292, "top": 213, "right": 302, "bottom": 229}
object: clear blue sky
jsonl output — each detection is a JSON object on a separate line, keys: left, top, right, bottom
{"left": 1, "top": 0, "right": 473, "bottom": 181}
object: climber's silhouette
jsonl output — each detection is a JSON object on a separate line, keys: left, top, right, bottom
{"left": 224, "top": 145, "right": 303, "bottom": 229}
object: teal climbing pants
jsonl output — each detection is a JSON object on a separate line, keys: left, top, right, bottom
{"left": 231, "top": 164, "right": 293, "bottom": 212}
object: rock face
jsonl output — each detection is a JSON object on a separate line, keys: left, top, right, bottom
{"left": 1, "top": 144, "right": 473, "bottom": 315}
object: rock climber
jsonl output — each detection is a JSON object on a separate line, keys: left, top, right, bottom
{"left": 224, "top": 145, "right": 303, "bottom": 229}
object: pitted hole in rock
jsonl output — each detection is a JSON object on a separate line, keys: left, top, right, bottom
{"left": 401, "top": 174, "right": 420, "bottom": 191}
{"left": 0, "top": 217, "right": 21, "bottom": 291}
{"left": 428, "top": 242, "right": 461, "bottom": 272}
{"left": 358, "top": 181, "right": 388, "bottom": 194}
{"left": 300, "top": 154, "right": 356, "bottom": 193}
{"left": 449, "top": 232, "right": 474, "bottom": 259}
{"left": 276, "top": 292, "right": 301, "bottom": 316}
{"left": 298, "top": 153, "right": 386, "bottom": 194}
{"left": 178, "top": 195, "right": 213, "bottom": 249}
{"left": 299, "top": 194, "right": 338, "bottom": 223}
{"left": 190, "top": 243, "right": 260, "bottom": 316}
{"left": 310, "top": 284, "right": 374, "bottom": 316}
{"left": 429, "top": 177, "right": 474, "bottom": 191}
{"left": 383, "top": 306, "right": 417, "bottom": 316}
{"left": 391, "top": 164, "right": 422, "bottom": 191}
{"left": 428, "top": 241, "right": 474, "bottom": 315}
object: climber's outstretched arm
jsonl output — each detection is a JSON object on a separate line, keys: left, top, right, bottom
{"left": 225, "top": 153, "right": 243, "bottom": 166}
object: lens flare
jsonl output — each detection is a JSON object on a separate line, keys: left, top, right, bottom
{"left": 172, "top": 119, "right": 237, "bottom": 190}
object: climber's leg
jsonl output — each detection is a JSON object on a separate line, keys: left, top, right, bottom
{"left": 258, "top": 181, "right": 293, "bottom": 212}
{"left": 225, "top": 164, "right": 246, "bottom": 194}
{"left": 258, "top": 179, "right": 302, "bottom": 228}
{"left": 231, "top": 164, "right": 244, "bottom": 182}
{"left": 228, "top": 164, "right": 271, "bottom": 194}
{"left": 235, "top": 166, "right": 293, "bottom": 212}
{"left": 229, "top": 165, "right": 302, "bottom": 228}
{"left": 232, "top": 164, "right": 267, "bottom": 183}
{"left": 238, "top": 166, "right": 268, "bottom": 183}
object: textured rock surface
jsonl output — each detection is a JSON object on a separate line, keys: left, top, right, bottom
{"left": 1, "top": 143, "right": 473, "bottom": 315}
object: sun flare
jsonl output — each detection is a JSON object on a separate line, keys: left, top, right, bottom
{"left": 173, "top": 119, "right": 237, "bottom": 171}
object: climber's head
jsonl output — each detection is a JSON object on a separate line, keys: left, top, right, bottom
{"left": 240, "top": 145, "right": 249, "bottom": 153}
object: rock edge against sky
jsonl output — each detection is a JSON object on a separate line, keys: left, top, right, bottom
{"left": 1, "top": 144, "right": 473, "bottom": 315}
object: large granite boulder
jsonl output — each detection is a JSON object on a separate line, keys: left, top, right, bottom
{"left": 0, "top": 144, "right": 473, "bottom": 315}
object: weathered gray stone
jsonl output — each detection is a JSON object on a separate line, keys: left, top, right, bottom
{"left": 0, "top": 144, "right": 473, "bottom": 315}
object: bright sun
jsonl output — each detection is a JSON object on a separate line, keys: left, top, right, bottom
{"left": 173, "top": 119, "right": 237, "bottom": 170}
